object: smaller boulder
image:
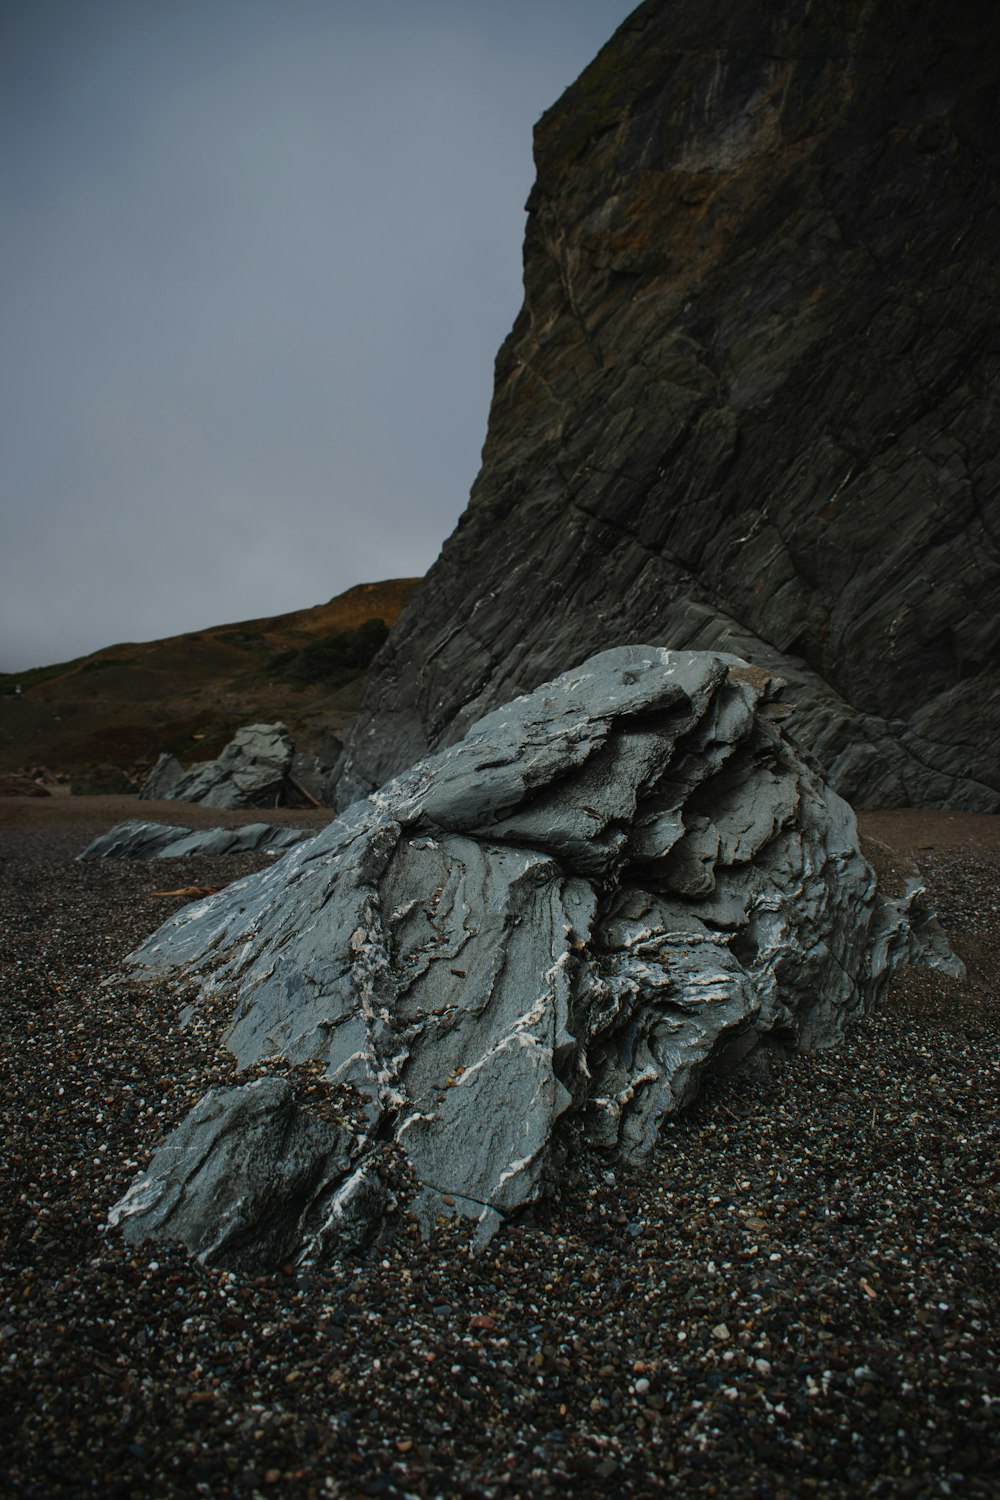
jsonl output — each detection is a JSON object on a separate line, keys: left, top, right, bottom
{"left": 139, "top": 753, "right": 184, "bottom": 801}
{"left": 157, "top": 724, "right": 294, "bottom": 810}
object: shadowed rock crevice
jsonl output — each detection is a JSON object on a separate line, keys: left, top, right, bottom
{"left": 110, "top": 649, "right": 959, "bottom": 1268}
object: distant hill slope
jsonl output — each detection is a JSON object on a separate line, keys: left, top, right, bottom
{"left": 337, "top": 0, "right": 1000, "bottom": 812}
{"left": 0, "top": 579, "right": 419, "bottom": 778}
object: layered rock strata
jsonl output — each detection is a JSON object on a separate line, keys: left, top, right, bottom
{"left": 336, "top": 0, "right": 1000, "bottom": 812}
{"left": 110, "top": 648, "right": 957, "bottom": 1269}
{"left": 78, "top": 820, "right": 313, "bottom": 861}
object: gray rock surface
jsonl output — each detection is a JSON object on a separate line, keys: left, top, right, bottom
{"left": 156, "top": 724, "right": 294, "bottom": 810}
{"left": 113, "top": 648, "right": 960, "bottom": 1267}
{"left": 139, "top": 753, "right": 184, "bottom": 801}
{"left": 108, "top": 1078, "right": 381, "bottom": 1270}
{"left": 289, "top": 751, "right": 339, "bottom": 807}
{"left": 78, "top": 820, "right": 315, "bottom": 861}
{"left": 335, "top": 0, "right": 1000, "bottom": 812}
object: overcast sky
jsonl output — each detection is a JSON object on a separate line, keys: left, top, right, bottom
{"left": 2, "top": 0, "right": 636, "bottom": 672}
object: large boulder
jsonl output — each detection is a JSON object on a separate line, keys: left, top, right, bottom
{"left": 335, "top": 0, "right": 1000, "bottom": 812}
{"left": 110, "top": 649, "right": 958, "bottom": 1269}
{"left": 145, "top": 723, "right": 294, "bottom": 810}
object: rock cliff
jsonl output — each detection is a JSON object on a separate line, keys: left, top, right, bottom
{"left": 338, "top": 0, "right": 1000, "bottom": 811}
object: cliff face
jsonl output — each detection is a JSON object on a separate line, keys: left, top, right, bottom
{"left": 339, "top": 0, "right": 1000, "bottom": 811}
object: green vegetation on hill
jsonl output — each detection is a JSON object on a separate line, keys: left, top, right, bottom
{"left": 0, "top": 655, "right": 92, "bottom": 694}
{"left": 267, "top": 618, "right": 389, "bottom": 687}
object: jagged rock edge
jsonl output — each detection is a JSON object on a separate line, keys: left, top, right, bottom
{"left": 109, "top": 648, "right": 962, "bottom": 1269}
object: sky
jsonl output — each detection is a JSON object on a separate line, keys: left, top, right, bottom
{"left": 2, "top": 0, "right": 637, "bottom": 673}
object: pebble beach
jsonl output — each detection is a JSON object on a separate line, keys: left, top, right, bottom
{"left": 1, "top": 795, "right": 997, "bottom": 1498}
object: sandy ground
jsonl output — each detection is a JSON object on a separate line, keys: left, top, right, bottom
{"left": 856, "top": 809, "right": 1000, "bottom": 855}
{"left": 0, "top": 790, "right": 335, "bottom": 841}
{"left": 3, "top": 790, "right": 999, "bottom": 856}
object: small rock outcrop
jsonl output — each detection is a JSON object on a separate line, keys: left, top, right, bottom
{"left": 78, "top": 820, "right": 314, "bottom": 861}
{"left": 139, "top": 753, "right": 184, "bottom": 801}
{"left": 111, "top": 648, "right": 958, "bottom": 1268}
{"left": 336, "top": 0, "right": 1000, "bottom": 811}
{"left": 142, "top": 724, "right": 294, "bottom": 810}
{"left": 138, "top": 728, "right": 341, "bottom": 809}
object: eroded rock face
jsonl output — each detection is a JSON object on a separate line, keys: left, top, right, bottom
{"left": 111, "top": 649, "right": 958, "bottom": 1268}
{"left": 336, "top": 0, "right": 1000, "bottom": 811}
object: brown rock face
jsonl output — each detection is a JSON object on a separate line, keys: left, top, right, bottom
{"left": 338, "top": 0, "right": 1000, "bottom": 810}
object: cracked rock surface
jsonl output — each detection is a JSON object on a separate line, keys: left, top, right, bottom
{"left": 114, "top": 648, "right": 958, "bottom": 1265}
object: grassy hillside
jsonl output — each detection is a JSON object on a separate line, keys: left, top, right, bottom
{"left": 0, "top": 578, "right": 419, "bottom": 778}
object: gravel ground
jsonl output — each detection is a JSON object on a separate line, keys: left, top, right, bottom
{"left": 1, "top": 802, "right": 998, "bottom": 1498}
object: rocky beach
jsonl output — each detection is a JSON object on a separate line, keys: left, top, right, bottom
{"left": 3, "top": 3, "right": 999, "bottom": 1495}
{"left": 2, "top": 791, "right": 997, "bottom": 1497}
